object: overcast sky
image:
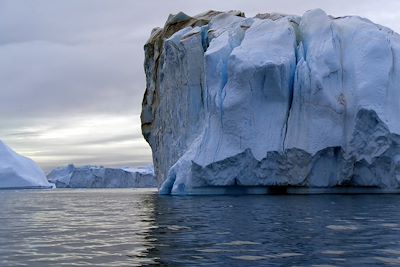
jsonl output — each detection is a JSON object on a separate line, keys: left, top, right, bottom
{"left": 1, "top": 0, "right": 400, "bottom": 171}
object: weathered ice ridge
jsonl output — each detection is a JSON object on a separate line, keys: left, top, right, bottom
{"left": 0, "top": 140, "right": 53, "bottom": 189}
{"left": 141, "top": 9, "right": 400, "bottom": 194}
{"left": 47, "top": 165, "right": 157, "bottom": 188}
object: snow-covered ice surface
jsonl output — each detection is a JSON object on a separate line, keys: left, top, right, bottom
{"left": 0, "top": 140, "right": 53, "bottom": 189}
{"left": 141, "top": 9, "right": 400, "bottom": 195}
{"left": 47, "top": 165, "right": 157, "bottom": 188}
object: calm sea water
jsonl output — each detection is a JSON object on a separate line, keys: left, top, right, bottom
{"left": 1, "top": 189, "right": 400, "bottom": 266}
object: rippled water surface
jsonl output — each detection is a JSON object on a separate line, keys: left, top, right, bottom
{"left": 1, "top": 189, "right": 400, "bottom": 266}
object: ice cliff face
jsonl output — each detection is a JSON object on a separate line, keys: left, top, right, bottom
{"left": 0, "top": 140, "right": 53, "bottom": 189}
{"left": 141, "top": 9, "right": 400, "bottom": 194}
{"left": 47, "top": 165, "right": 157, "bottom": 188}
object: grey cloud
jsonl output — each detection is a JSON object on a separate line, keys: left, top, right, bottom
{"left": 72, "top": 133, "right": 143, "bottom": 146}
{"left": 0, "top": 41, "right": 144, "bottom": 118}
{"left": 7, "top": 130, "right": 47, "bottom": 138}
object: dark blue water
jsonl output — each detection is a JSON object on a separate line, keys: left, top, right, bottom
{"left": 1, "top": 189, "right": 400, "bottom": 266}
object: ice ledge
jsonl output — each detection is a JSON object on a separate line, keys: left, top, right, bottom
{"left": 160, "top": 109, "right": 400, "bottom": 195}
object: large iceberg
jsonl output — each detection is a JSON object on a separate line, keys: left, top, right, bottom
{"left": 141, "top": 9, "right": 400, "bottom": 194}
{"left": 0, "top": 140, "right": 53, "bottom": 189}
{"left": 47, "top": 165, "right": 157, "bottom": 188}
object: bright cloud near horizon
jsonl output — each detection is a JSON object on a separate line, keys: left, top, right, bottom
{"left": 1, "top": 0, "right": 400, "bottom": 171}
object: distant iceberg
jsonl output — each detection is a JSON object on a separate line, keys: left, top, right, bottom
{"left": 47, "top": 164, "right": 157, "bottom": 188}
{"left": 141, "top": 9, "right": 400, "bottom": 194}
{"left": 0, "top": 140, "right": 53, "bottom": 189}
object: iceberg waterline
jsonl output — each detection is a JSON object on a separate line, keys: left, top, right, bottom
{"left": 141, "top": 9, "right": 400, "bottom": 194}
{"left": 0, "top": 140, "right": 53, "bottom": 189}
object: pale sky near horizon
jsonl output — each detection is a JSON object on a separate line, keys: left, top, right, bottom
{"left": 1, "top": 0, "right": 400, "bottom": 171}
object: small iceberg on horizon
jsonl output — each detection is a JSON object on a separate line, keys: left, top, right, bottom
{"left": 0, "top": 140, "right": 53, "bottom": 189}
{"left": 47, "top": 164, "right": 157, "bottom": 188}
